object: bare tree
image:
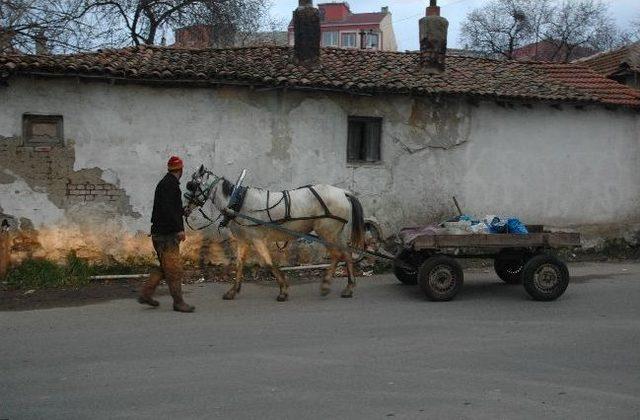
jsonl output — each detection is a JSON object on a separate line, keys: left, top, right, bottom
{"left": 0, "top": 0, "right": 286, "bottom": 53}
{"left": 543, "top": 0, "right": 624, "bottom": 61}
{"left": 460, "top": 0, "right": 552, "bottom": 59}
{"left": 0, "top": 0, "right": 110, "bottom": 53}
{"left": 460, "top": 0, "right": 627, "bottom": 61}
{"left": 78, "top": 0, "right": 274, "bottom": 48}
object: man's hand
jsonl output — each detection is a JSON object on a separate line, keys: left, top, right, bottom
{"left": 177, "top": 231, "right": 186, "bottom": 242}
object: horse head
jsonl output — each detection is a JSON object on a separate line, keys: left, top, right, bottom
{"left": 183, "top": 164, "right": 221, "bottom": 215}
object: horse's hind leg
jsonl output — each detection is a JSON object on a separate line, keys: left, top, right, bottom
{"left": 253, "top": 239, "right": 289, "bottom": 302}
{"left": 341, "top": 253, "right": 356, "bottom": 298}
{"left": 223, "top": 241, "right": 249, "bottom": 300}
{"left": 321, "top": 249, "right": 340, "bottom": 296}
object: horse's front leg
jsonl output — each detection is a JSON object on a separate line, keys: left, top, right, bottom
{"left": 223, "top": 241, "right": 249, "bottom": 300}
{"left": 253, "top": 239, "right": 289, "bottom": 302}
{"left": 341, "top": 253, "right": 356, "bottom": 298}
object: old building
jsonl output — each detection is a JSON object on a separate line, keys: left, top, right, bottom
{"left": 576, "top": 42, "right": 640, "bottom": 90}
{"left": 0, "top": 0, "right": 639, "bottom": 263}
{"left": 512, "top": 40, "right": 596, "bottom": 63}
{"left": 288, "top": 2, "right": 397, "bottom": 51}
{"left": 174, "top": 24, "right": 288, "bottom": 48}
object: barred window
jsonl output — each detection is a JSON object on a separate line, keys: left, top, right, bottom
{"left": 347, "top": 117, "right": 382, "bottom": 163}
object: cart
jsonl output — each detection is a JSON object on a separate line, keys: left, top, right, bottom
{"left": 393, "top": 227, "right": 580, "bottom": 301}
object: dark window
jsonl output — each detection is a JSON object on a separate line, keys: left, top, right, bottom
{"left": 22, "top": 114, "right": 63, "bottom": 146}
{"left": 347, "top": 117, "right": 382, "bottom": 163}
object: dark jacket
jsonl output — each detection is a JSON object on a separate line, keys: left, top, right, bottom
{"left": 151, "top": 173, "right": 185, "bottom": 235}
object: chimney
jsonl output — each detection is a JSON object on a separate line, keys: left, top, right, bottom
{"left": 381, "top": 6, "right": 389, "bottom": 14}
{"left": 419, "top": 0, "right": 448, "bottom": 73}
{"left": 35, "top": 30, "right": 48, "bottom": 55}
{"left": 293, "top": 0, "right": 321, "bottom": 64}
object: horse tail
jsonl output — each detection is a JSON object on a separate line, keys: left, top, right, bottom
{"left": 346, "top": 193, "right": 365, "bottom": 250}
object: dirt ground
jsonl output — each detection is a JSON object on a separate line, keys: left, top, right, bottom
{"left": 0, "top": 266, "right": 340, "bottom": 311}
{"left": 0, "top": 278, "right": 147, "bottom": 311}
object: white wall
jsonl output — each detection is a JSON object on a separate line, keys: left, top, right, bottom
{"left": 1, "top": 77, "right": 638, "bottom": 245}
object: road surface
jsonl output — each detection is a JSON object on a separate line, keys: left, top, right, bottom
{"left": 1, "top": 262, "right": 639, "bottom": 419}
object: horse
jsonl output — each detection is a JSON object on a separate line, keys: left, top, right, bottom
{"left": 184, "top": 165, "right": 365, "bottom": 302}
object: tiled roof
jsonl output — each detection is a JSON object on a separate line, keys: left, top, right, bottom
{"left": 288, "top": 12, "right": 386, "bottom": 29}
{"left": 576, "top": 42, "right": 640, "bottom": 78}
{"left": 1, "top": 45, "right": 639, "bottom": 108}
{"left": 512, "top": 40, "right": 596, "bottom": 63}
{"left": 331, "top": 12, "right": 386, "bottom": 25}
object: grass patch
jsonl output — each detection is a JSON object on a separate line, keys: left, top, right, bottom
{"left": 5, "top": 251, "right": 92, "bottom": 290}
{"left": 4, "top": 252, "right": 155, "bottom": 290}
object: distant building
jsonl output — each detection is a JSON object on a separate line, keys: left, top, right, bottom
{"left": 174, "top": 24, "right": 288, "bottom": 48}
{"left": 512, "top": 40, "right": 596, "bottom": 62}
{"left": 288, "top": 2, "right": 397, "bottom": 51}
{"left": 576, "top": 42, "right": 640, "bottom": 90}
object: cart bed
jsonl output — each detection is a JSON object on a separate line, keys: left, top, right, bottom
{"left": 411, "top": 232, "right": 580, "bottom": 250}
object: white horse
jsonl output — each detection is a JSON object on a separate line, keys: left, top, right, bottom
{"left": 184, "top": 166, "right": 365, "bottom": 301}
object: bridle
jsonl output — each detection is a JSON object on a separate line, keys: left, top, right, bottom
{"left": 184, "top": 165, "right": 223, "bottom": 230}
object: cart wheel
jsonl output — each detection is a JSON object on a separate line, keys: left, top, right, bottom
{"left": 522, "top": 254, "right": 569, "bottom": 301}
{"left": 494, "top": 251, "right": 526, "bottom": 284}
{"left": 393, "top": 250, "right": 418, "bottom": 285}
{"left": 418, "top": 256, "right": 464, "bottom": 301}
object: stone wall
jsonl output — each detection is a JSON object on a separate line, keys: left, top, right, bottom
{"left": 0, "top": 76, "right": 639, "bottom": 264}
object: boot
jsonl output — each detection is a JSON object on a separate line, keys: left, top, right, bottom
{"left": 138, "top": 271, "right": 162, "bottom": 307}
{"left": 173, "top": 301, "right": 195, "bottom": 313}
{"left": 168, "top": 277, "right": 195, "bottom": 313}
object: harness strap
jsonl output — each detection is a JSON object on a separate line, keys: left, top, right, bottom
{"left": 283, "top": 190, "right": 291, "bottom": 220}
{"left": 307, "top": 186, "right": 331, "bottom": 217}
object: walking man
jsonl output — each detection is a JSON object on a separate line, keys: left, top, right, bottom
{"left": 138, "top": 156, "right": 195, "bottom": 313}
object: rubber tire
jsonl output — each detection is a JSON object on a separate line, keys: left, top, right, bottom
{"left": 418, "top": 256, "right": 464, "bottom": 301}
{"left": 494, "top": 251, "right": 526, "bottom": 284}
{"left": 522, "top": 254, "right": 569, "bottom": 301}
{"left": 393, "top": 250, "right": 418, "bottom": 285}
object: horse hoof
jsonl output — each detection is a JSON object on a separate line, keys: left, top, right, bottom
{"left": 276, "top": 294, "right": 289, "bottom": 302}
{"left": 223, "top": 292, "right": 236, "bottom": 300}
{"left": 320, "top": 287, "right": 331, "bottom": 297}
{"left": 341, "top": 291, "right": 353, "bottom": 298}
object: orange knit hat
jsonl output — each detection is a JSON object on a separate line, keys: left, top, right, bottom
{"left": 167, "top": 156, "right": 184, "bottom": 171}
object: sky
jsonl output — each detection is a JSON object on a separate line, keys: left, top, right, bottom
{"left": 270, "top": 0, "right": 640, "bottom": 51}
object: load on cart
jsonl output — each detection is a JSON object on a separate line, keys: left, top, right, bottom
{"left": 393, "top": 201, "right": 580, "bottom": 302}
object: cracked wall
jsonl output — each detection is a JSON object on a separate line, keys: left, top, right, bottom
{"left": 1, "top": 76, "right": 639, "bottom": 263}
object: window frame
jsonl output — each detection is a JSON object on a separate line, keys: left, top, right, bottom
{"left": 347, "top": 116, "right": 383, "bottom": 164}
{"left": 340, "top": 32, "right": 357, "bottom": 48}
{"left": 22, "top": 114, "right": 64, "bottom": 146}
{"left": 322, "top": 31, "right": 339, "bottom": 47}
{"left": 366, "top": 32, "right": 380, "bottom": 49}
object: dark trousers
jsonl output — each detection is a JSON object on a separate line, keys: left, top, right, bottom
{"left": 140, "top": 234, "right": 185, "bottom": 304}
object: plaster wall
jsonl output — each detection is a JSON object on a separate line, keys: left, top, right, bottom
{"left": 0, "top": 77, "right": 638, "bottom": 261}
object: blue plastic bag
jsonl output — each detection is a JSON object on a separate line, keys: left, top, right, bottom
{"left": 506, "top": 218, "right": 528, "bottom": 234}
{"left": 488, "top": 217, "right": 507, "bottom": 233}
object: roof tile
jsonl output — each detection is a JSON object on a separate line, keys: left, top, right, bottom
{"left": 0, "top": 45, "right": 639, "bottom": 108}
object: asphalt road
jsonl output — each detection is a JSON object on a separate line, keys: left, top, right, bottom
{"left": 1, "top": 262, "right": 639, "bottom": 420}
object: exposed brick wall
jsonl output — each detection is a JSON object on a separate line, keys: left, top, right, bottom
{"left": 66, "top": 182, "right": 125, "bottom": 202}
{"left": 0, "top": 136, "right": 138, "bottom": 218}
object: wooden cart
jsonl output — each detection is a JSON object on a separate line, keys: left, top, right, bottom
{"left": 393, "top": 229, "right": 580, "bottom": 301}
